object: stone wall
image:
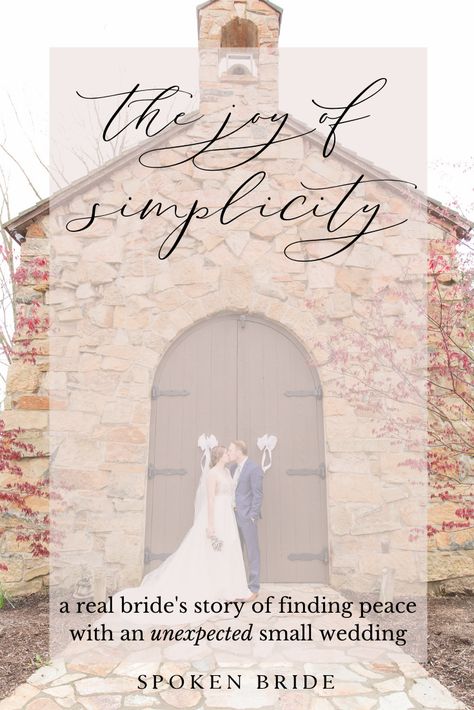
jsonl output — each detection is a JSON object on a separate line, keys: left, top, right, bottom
{"left": 425, "top": 222, "right": 474, "bottom": 594}
{"left": 198, "top": 0, "right": 281, "bottom": 50}
{"left": 3, "top": 157, "right": 473, "bottom": 600}
{"left": 2, "top": 125, "right": 433, "bottom": 597}
{"left": 1, "top": 221, "right": 50, "bottom": 595}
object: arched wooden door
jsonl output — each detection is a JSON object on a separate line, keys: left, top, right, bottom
{"left": 144, "top": 313, "right": 328, "bottom": 583}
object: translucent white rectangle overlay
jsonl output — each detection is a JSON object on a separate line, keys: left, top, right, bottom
{"left": 48, "top": 47, "right": 428, "bottom": 676}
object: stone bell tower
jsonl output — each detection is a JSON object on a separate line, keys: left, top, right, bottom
{"left": 197, "top": 0, "right": 282, "bottom": 113}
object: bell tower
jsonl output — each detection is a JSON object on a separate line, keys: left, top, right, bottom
{"left": 197, "top": 0, "right": 282, "bottom": 112}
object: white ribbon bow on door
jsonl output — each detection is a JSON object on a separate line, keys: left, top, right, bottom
{"left": 257, "top": 434, "right": 278, "bottom": 472}
{"left": 198, "top": 433, "right": 218, "bottom": 473}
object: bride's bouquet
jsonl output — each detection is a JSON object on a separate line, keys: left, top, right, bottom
{"left": 210, "top": 534, "right": 223, "bottom": 552}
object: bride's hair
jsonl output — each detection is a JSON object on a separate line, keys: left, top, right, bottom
{"left": 210, "top": 445, "right": 227, "bottom": 467}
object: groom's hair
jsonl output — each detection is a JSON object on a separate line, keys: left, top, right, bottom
{"left": 231, "top": 440, "right": 247, "bottom": 456}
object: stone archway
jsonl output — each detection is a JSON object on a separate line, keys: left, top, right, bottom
{"left": 144, "top": 312, "right": 328, "bottom": 583}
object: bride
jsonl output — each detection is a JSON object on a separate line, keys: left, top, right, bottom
{"left": 103, "top": 445, "right": 252, "bottom": 630}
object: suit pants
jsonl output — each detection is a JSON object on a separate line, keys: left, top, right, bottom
{"left": 235, "top": 510, "right": 260, "bottom": 593}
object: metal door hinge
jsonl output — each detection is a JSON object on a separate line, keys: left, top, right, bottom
{"left": 287, "top": 463, "right": 325, "bottom": 479}
{"left": 151, "top": 386, "right": 190, "bottom": 399}
{"left": 288, "top": 547, "right": 329, "bottom": 564}
{"left": 284, "top": 385, "right": 323, "bottom": 400}
{"left": 147, "top": 465, "right": 187, "bottom": 479}
{"left": 144, "top": 548, "right": 171, "bottom": 564}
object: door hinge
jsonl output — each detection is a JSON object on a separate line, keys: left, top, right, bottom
{"left": 144, "top": 548, "right": 171, "bottom": 564}
{"left": 288, "top": 547, "right": 329, "bottom": 564}
{"left": 287, "top": 464, "right": 325, "bottom": 479}
{"left": 151, "top": 386, "right": 190, "bottom": 400}
{"left": 147, "top": 465, "right": 187, "bottom": 479}
{"left": 239, "top": 314, "right": 246, "bottom": 329}
{"left": 284, "top": 385, "right": 323, "bottom": 400}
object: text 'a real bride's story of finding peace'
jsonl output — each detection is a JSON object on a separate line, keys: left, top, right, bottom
{"left": 61, "top": 593, "right": 417, "bottom": 647}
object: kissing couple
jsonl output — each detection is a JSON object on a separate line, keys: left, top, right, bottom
{"left": 109, "top": 439, "right": 264, "bottom": 627}
{"left": 203, "top": 440, "right": 263, "bottom": 603}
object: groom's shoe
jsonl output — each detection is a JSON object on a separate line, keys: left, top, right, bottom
{"left": 243, "top": 592, "right": 258, "bottom": 603}
{"left": 235, "top": 592, "right": 258, "bottom": 603}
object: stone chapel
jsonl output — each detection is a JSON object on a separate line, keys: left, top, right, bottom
{"left": 1, "top": 0, "right": 473, "bottom": 598}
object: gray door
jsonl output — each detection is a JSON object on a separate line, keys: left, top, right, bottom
{"left": 145, "top": 314, "right": 328, "bottom": 582}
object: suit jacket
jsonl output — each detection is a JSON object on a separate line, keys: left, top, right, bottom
{"left": 231, "top": 458, "right": 264, "bottom": 520}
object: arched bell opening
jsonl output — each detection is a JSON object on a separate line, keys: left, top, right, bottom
{"left": 219, "top": 17, "right": 259, "bottom": 79}
{"left": 221, "top": 17, "right": 258, "bottom": 48}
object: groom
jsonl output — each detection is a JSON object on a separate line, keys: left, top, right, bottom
{"left": 228, "top": 440, "right": 264, "bottom": 602}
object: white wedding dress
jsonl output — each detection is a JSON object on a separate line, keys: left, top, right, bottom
{"left": 104, "top": 464, "right": 251, "bottom": 630}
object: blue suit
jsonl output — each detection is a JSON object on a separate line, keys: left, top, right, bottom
{"left": 232, "top": 458, "right": 264, "bottom": 593}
